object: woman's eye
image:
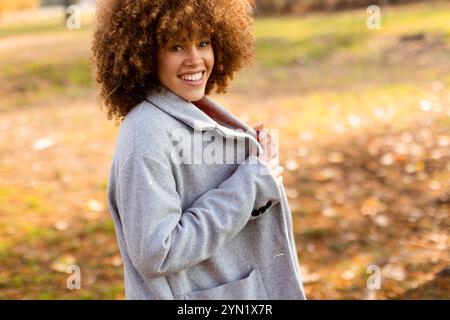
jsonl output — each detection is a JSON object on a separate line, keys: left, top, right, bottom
{"left": 199, "top": 41, "right": 210, "bottom": 48}
{"left": 172, "top": 45, "right": 183, "bottom": 52}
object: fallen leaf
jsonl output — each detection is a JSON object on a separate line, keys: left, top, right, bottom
{"left": 300, "top": 266, "right": 320, "bottom": 284}
{"left": 87, "top": 199, "right": 104, "bottom": 212}
{"left": 341, "top": 269, "right": 356, "bottom": 280}
{"left": 285, "top": 158, "right": 299, "bottom": 171}
{"left": 383, "top": 263, "right": 406, "bottom": 281}
{"left": 285, "top": 187, "right": 299, "bottom": 199}
{"left": 420, "top": 100, "right": 432, "bottom": 112}
{"left": 327, "top": 152, "right": 344, "bottom": 163}
{"left": 347, "top": 114, "right": 361, "bottom": 128}
{"left": 110, "top": 255, "right": 122, "bottom": 267}
{"left": 32, "top": 137, "right": 56, "bottom": 151}
{"left": 313, "top": 167, "right": 341, "bottom": 181}
{"left": 380, "top": 153, "right": 395, "bottom": 166}
{"left": 373, "top": 214, "right": 390, "bottom": 227}
{"left": 299, "top": 131, "right": 313, "bottom": 141}
{"left": 361, "top": 197, "right": 386, "bottom": 216}
{"left": 53, "top": 220, "right": 69, "bottom": 231}
{"left": 321, "top": 206, "right": 337, "bottom": 217}
{"left": 50, "top": 254, "right": 76, "bottom": 273}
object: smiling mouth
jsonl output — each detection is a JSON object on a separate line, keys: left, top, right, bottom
{"left": 178, "top": 71, "right": 205, "bottom": 86}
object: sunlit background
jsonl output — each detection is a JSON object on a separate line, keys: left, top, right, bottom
{"left": 0, "top": 0, "right": 449, "bottom": 299}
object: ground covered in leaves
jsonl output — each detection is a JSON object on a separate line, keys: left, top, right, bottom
{"left": 0, "top": 2, "right": 448, "bottom": 299}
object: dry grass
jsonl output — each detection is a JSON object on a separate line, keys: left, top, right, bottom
{"left": 0, "top": 2, "right": 448, "bottom": 299}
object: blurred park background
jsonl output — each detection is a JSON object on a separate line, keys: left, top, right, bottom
{"left": 0, "top": 0, "right": 449, "bottom": 299}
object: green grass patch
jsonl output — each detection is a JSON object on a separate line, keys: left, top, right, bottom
{"left": 253, "top": 2, "right": 450, "bottom": 67}
{"left": 0, "top": 21, "right": 66, "bottom": 38}
{"left": 253, "top": 14, "right": 369, "bottom": 67}
{"left": 21, "top": 224, "right": 60, "bottom": 245}
{"left": 0, "top": 239, "right": 13, "bottom": 259}
{"left": 19, "top": 57, "right": 92, "bottom": 88}
{"left": 255, "top": 32, "right": 366, "bottom": 67}
{"left": 0, "top": 56, "right": 93, "bottom": 109}
{"left": 0, "top": 13, "right": 94, "bottom": 38}
{"left": 301, "top": 227, "right": 334, "bottom": 240}
{"left": 82, "top": 219, "right": 115, "bottom": 235}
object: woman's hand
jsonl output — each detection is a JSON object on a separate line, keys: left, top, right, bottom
{"left": 254, "top": 123, "right": 284, "bottom": 187}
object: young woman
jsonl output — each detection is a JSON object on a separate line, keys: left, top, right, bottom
{"left": 91, "top": 0, "right": 306, "bottom": 300}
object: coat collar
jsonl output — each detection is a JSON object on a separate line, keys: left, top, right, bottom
{"left": 146, "top": 86, "right": 279, "bottom": 191}
{"left": 145, "top": 85, "right": 258, "bottom": 141}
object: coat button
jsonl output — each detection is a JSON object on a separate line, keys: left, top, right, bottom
{"left": 265, "top": 200, "right": 272, "bottom": 209}
{"left": 251, "top": 209, "right": 260, "bottom": 217}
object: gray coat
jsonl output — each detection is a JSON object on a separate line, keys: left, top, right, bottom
{"left": 107, "top": 85, "right": 306, "bottom": 300}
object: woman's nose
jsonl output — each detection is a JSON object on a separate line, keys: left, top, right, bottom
{"left": 185, "top": 46, "right": 202, "bottom": 65}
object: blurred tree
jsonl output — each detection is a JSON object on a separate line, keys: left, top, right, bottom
{"left": 254, "top": 0, "right": 429, "bottom": 15}
{"left": 41, "top": 0, "right": 65, "bottom": 5}
{"left": 0, "top": 0, "right": 39, "bottom": 16}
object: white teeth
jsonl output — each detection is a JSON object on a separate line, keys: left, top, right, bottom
{"left": 180, "top": 72, "right": 203, "bottom": 81}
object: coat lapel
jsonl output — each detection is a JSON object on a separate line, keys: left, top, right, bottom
{"left": 146, "top": 86, "right": 263, "bottom": 154}
{"left": 146, "top": 85, "right": 287, "bottom": 201}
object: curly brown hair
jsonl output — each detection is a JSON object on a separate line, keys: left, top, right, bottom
{"left": 91, "top": 0, "right": 256, "bottom": 125}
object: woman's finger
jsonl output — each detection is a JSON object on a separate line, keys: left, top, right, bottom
{"left": 260, "top": 129, "right": 271, "bottom": 144}
{"left": 268, "top": 157, "right": 280, "bottom": 170}
{"left": 254, "top": 122, "right": 265, "bottom": 130}
{"left": 254, "top": 122, "right": 265, "bottom": 142}
{"left": 273, "top": 165, "right": 284, "bottom": 177}
{"left": 276, "top": 175, "right": 283, "bottom": 187}
{"left": 269, "top": 144, "right": 278, "bottom": 158}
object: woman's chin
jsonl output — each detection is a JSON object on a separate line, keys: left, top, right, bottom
{"left": 181, "top": 89, "right": 206, "bottom": 102}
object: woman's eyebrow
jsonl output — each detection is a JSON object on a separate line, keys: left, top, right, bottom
{"left": 167, "top": 38, "right": 210, "bottom": 46}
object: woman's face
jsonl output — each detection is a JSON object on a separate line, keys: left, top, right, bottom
{"left": 157, "top": 37, "right": 214, "bottom": 102}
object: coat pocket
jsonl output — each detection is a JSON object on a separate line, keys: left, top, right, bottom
{"left": 184, "top": 267, "right": 269, "bottom": 300}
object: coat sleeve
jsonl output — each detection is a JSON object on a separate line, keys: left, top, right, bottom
{"left": 116, "top": 152, "right": 281, "bottom": 279}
